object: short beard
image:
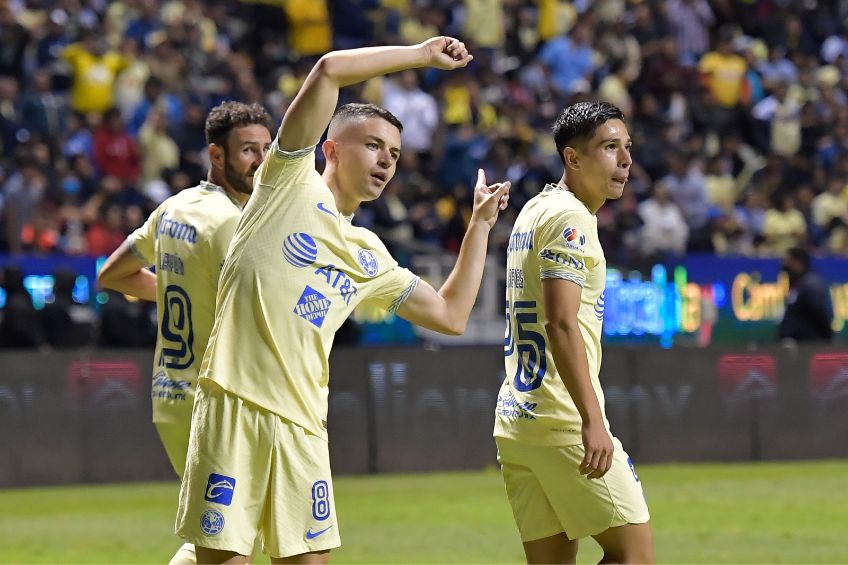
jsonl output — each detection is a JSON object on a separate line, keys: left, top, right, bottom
{"left": 224, "top": 153, "right": 253, "bottom": 196}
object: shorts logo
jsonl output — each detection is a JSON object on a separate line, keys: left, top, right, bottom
{"left": 305, "top": 525, "right": 333, "bottom": 540}
{"left": 204, "top": 473, "right": 236, "bottom": 506}
{"left": 562, "top": 226, "right": 586, "bottom": 250}
{"left": 294, "top": 285, "right": 332, "bottom": 328}
{"left": 357, "top": 249, "right": 378, "bottom": 277}
{"left": 283, "top": 232, "right": 318, "bottom": 267}
{"left": 200, "top": 509, "right": 225, "bottom": 536}
{"left": 594, "top": 292, "right": 605, "bottom": 320}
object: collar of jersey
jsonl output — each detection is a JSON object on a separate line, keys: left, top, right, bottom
{"left": 200, "top": 180, "right": 244, "bottom": 210}
{"left": 542, "top": 182, "right": 595, "bottom": 216}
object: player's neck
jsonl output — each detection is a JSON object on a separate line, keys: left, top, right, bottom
{"left": 208, "top": 172, "right": 249, "bottom": 208}
{"left": 323, "top": 171, "right": 360, "bottom": 217}
{"left": 557, "top": 176, "right": 604, "bottom": 214}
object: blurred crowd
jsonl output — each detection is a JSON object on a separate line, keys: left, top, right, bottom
{"left": 3, "top": 0, "right": 848, "bottom": 278}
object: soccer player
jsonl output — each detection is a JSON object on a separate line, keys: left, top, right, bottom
{"left": 97, "top": 101, "right": 273, "bottom": 565}
{"left": 174, "top": 37, "right": 510, "bottom": 564}
{"left": 494, "top": 102, "right": 654, "bottom": 564}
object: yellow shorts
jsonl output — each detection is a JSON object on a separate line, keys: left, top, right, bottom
{"left": 175, "top": 379, "right": 340, "bottom": 558}
{"left": 496, "top": 436, "right": 650, "bottom": 541}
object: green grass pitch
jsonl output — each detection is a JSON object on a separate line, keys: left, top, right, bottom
{"left": 2, "top": 460, "right": 847, "bottom": 563}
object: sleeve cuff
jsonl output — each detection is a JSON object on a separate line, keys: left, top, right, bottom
{"left": 540, "top": 270, "right": 585, "bottom": 287}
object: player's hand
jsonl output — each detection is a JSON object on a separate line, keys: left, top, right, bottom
{"left": 418, "top": 36, "right": 473, "bottom": 70}
{"left": 580, "top": 420, "right": 614, "bottom": 479}
{"left": 469, "top": 169, "right": 510, "bottom": 229}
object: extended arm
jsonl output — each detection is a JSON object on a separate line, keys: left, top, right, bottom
{"left": 278, "top": 37, "right": 472, "bottom": 151}
{"left": 396, "top": 170, "right": 509, "bottom": 335}
{"left": 542, "top": 278, "right": 613, "bottom": 479}
{"left": 97, "top": 240, "right": 157, "bottom": 301}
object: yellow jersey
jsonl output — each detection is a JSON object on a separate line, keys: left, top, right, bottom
{"left": 494, "top": 184, "right": 610, "bottom": 446}
{"left": 129, "top": 182, "right": 243, "bottom": 424}
{"left": 199, "top": 141, "right": 419, "bottom": 440}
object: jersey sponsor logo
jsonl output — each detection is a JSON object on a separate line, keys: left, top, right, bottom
{"left": 151, "top": 370, "right": 190, "bottom": 401}
{"left": 314, "top": 265, "right": 358, "bottom": 305}
{"left": 357, "top": 249, "right": 378, "bottom": 277}
{"left": 160, "top": 252, "right": 184, "bottom": 275}
{"left": 316, "top": 202, "right": 337, "bottom": 218}
{"left": 495, "top": 389, "right": 537, "bottom": 420}
{"left": 540, "top": 249, "right": 586, "bottom": 271}
{"left": 155, "top": 212, "right": 198, "bottom": 244}
{"left": 305, "top": 525, "right": 333, "bottom": 540}
{"left": 507, "top": 230, "right": 534, "bottom": 252}
{"left": 594, "top": 292, "right": 605, "bottom": 320}
{"left": 204, "top": 473, "right": 236, "bottom": 506}
{"left": 200, "top": 509, "right": 225, "bottom": 535}
{"left": 294, "top": 285, "right": 332, "bottom": 327}
{"left": 562, "top": 226, "right": 586, "bottom": 251}
{"left": 283, "top": 232, "right": 319, "bottom": 267}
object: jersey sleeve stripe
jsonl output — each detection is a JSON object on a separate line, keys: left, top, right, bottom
{"left": 274, "top": 144, "right": 316, "bottom": 160}
{"left": 540, "top": 270, "right": 585, "bottom": 287}
{"left": 387, "top": 275, "right": 421, "bottom": 313}
{"left": 127, "top": 236, "right": 153, "bottom": 267}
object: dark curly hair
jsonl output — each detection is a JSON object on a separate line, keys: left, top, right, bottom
{"left": 205, "top": 101, "right": 274, "bottom": 148}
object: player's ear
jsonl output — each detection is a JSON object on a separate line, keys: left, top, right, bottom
{"left": 322, "top": 139, "right": 338, "bottom": 164}
{"left": 564, "top": 146, "right": 581, "bottom": 171}
{"left": 209, "top": 143, "right": 225, "bottom": 170}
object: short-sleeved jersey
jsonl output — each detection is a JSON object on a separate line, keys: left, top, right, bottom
{"left": 199, "top": 139, "right": 419, "bottom": 440}
{"left": 129, "top": 182, "right": 243, "bottom": 424}
{"left": 494, "top": 184, "right": 610, "bottom": 446}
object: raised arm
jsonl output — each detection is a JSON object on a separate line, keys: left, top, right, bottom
{"left": 97, "top": 240, "right": 157, "bottom": 302}
{"left": 278, "top": 37, "right": 472, "bottom": 151}
{"left": 396, "top": 170, "right": 509, "bottom": 335}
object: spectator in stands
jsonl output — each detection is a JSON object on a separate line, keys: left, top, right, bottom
{"left": 665, "top": 0, "right": 714, "bottom": 66}
{"left": 2, "top": 159, "right": 48, "bottom": 253}
{"left": 778, "top": 246, "right": 833, "bottom": 343}
{"left": 752, "top": 79, "right": 802, "bottom": 157}
{"left": 86, "top": 203, "right": 128, "bottom": 257}
{"left": 763, "top": 193, "right": 807, "bottom": 255}
{"left": 0, "top": 5, "right": 29, "bottom": 81}
{"left": 138, "top": 108, "right": 179, "bottom": 185}
{"left": 698, "top": 27, "right": 747, "bottom": 112}
{"left": 92, "top": 108, "right": 141, "bottom": 186}
{"left": 382, "top": 70, "right": 439, "bottom": 166}
{"left": 62, "top": 30, "right": 129, "bottom": 115}
{"left": 19, "top": 69, "right": 67, "bottom": 150}
{"left": 539, "top": 21, "right": 595, "bottom": 99}
{"left": 812, "top": 176, "right": 848, "bottom": 252}
{"left": 659, "top": 150, "right": 710, "bottom": 249}
{"left": 638, "top": 182, "right": 689, "bottom": 260}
